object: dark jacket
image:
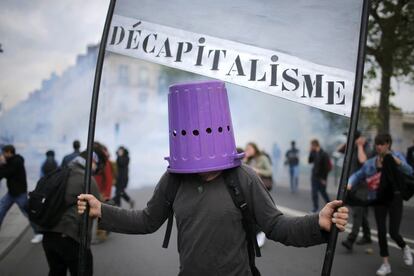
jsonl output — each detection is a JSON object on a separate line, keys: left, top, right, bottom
{"left": 407, "top": 145, "right": 414, "bottom": 169}
{"left": 116, "top": 155, "right": 129, "bottom": 188}
{"left": 308, "top": 149, "right": 330, "bottom": 180}
{"left": 99, "top": 164, "right": 327, "bottom": 276}
{"left": 42, "top": 157, "right": 100, "bottom": 245}
{"left": 41, "top": 157, "right": 58, "bottom": 177}
{"left": 0, "top": 154, "right": 27, "bottom": 196}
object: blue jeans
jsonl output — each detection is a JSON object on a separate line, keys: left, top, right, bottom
{"left": 311, "top": 177, "right": 330, "bottom": 212}
{"left": 289, "top": 165, "right": 299, "bottom": 193}
{"left": 0, "top": 192, "right": 39, "bottom": 233}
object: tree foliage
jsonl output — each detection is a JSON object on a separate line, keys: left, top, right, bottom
{"left": 365, "top": 0, "right": 414, "bottom": 133}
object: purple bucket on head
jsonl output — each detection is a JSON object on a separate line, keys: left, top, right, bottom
{"left": 165, "top": 80, "right": 244, "bottom": 173}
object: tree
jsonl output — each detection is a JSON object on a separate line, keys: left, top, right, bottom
{"left": 365, "top": 0, "right": 414, "bottom": 133}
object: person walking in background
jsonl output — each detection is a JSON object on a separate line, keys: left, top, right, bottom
{"left": 41, "top": 150, "right": 58, "bottom": 177}
{"left": 113, "top": 146, "right": 134, "bottom": 208}
{"left": 61, "top": 140, "right": 81, "bottom": 168}
{"left": 339, "top": 131, "right": 372, "bottom": 251}
{"left": 42, "top": 151, "right": 100, "bottom": 276}
{"left": 406, "top": 139, "right": 414, "bottom": 169}
{"left": 308, "top": 139, "right": 331, "bottom": 213}
{"left": 92, "top": 142, "right": 114, "bottom": 242}
{"left": 272, "top": 143, "right": 281, "bottom": 180}
{"left": 244, "top": 142, "right": 273, "bottom": 248}
{"left": 244, "top": 142, "right": 273, "bottom": 191}
{"left": 93, "top": 142, "right": 113, "bottom": 201}
{"left": 285, "top": 141, "right": 300, "bottom": 193}
{"left": 347, "top": 133, "right": 413, "bottom": 275}
{"left": 0, "top": 145, "right": 43, "bottom": 243}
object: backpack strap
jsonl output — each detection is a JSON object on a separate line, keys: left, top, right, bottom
{"left": 162, "top": 172, "right": 181, "bottom": 248}
{"left": 223, "top": 168, "right": 261, "bottom": 276}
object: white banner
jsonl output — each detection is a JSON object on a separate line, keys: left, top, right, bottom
{"left": 107, "top": 15, "right": 355, "bottom": 117}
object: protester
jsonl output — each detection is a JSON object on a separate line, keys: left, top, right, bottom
{"left": 92, "top": 142, "right": 114, "bottom": 242}
{"left": 41, "top": 151, "right": 100, "bottom": 276}
{"left": 272, "top": 143, "right": 281, "bottom": 179}
{"left": 244, "top": 142, "right": 274, "bottom": 248}
{"left": 41, "top": 150, "right": 58, "bottom": 177}
{"left": 407, "top": 139, "right": 414, "bottom": 169}
{"left": 244, "top": 142, "right": 273, "bottom": 191}
{"left": 339, "top": 131, "right": 372, "bottom": 251}
{"left": 308, "top": 139, "right": 331, "bottom": 213}
{"left": 93, "top": 142, "right": 113, "bottom": 201}
{"left": 348, "top": 133, "right": 413, "bottom": 275}
{"left": 0, "top": 145, "right": 43, "bottom": 243}
{"left": 78, "top": 81, "right": 349, "bottom": 276}
{"left": 61, "top": 140, "right": 81, "bottom": 167}
{"left": 113, "top": 146, "right": 134, "bottom": 208}
{"left": 285, "top": 140, "right": 300, "bottom": 193}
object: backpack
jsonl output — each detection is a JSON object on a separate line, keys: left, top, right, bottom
{"left": 28, "top": 167, "right": 71, "bottom": 228}
{"left": 162, "top": 168, "right": 262, "bottom": 276}
{"left": 396, "top": 171, "right": 414, "bottom": 201}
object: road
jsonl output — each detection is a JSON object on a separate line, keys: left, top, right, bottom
{"left": 1, "top": 184, "right": 413, "bottom": 276}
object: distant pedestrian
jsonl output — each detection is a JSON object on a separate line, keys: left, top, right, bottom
{"left": 41, "top": 150, "right": 58, "bottom": 177}
{"left": 93, "top": 142, "right": 113, "bottom": 201}
{"left": 244, "top": 143, "right": 273, "bottom": 248}
{"left": 92, "top": 142, "right": 114, "bottom": 242}
{"left": 244, "top": 142, "right": 273, "bottom": 191}
{"left": 0, "top": 145, "right": 43, "bottom": 243}
{"left": 113, "top": 146, "right": 135, "bottom": 208}
{"left": 308, "top": 139, "right": 331, "bottom": 213}
{"left": 339, "top": 131, "right": 372, "bottom": 251}
{"left": 348, "top": 133, "right": 413, "bottom": 275}
{"left": 406, "top": 139, "right": 414, "bottom": 169}
{"left": 42, "top": 151, "right": 100, "bottom": 276}
{"left": 272, "top": 143, "right": 281, "bottom": 179}
{"left": 61, "top": 140, "right": 81, "bottom": 168}
{"left": 285, "top": 141, "right": 300, "bottom": 193}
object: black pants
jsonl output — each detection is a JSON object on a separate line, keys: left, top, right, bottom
{"left": 113, "top": 186, "right": 131, "bottom": 206}
{"left": 374, "top": 195, "right": 406, "bottom": 257}
{"left": 374, "top": 154, "right": 407, "bottom": 257}
{"left": 42, "top": 232, "right": 93, "bottom": 276}
{"left": 348, "top": 206, "right": 371, "bottom": 242}
{"left": 311, "top": 177, "right": 330, "bottom": 211}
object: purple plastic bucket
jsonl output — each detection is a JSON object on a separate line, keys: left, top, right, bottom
{"left": 165, "top": 80, "right": 244, "bottom": 173}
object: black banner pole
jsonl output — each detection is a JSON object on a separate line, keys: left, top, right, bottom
{"left": 321, "top": 0, "right": 370, "bottom": 275}
{"left": 78, "top": 0, "right": 116, "bottom": 275}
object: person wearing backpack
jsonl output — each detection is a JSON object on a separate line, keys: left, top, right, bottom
{"left": 308, "top": 139, "right": 331, "bottom": 213}
{"left": 347, "top": 133, "right": 413, "bottom": 276}
{"left": 78, "top": 81, "right": 349, "bottom": 276}
{"left": 41, "top": 151, "right": 100, "bottom": 276}
{"left": 0, "top": 144, "right": 43, "bottom": 243}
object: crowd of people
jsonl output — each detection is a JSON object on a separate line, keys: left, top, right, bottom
{"left": 0, "top": 141, "right": 134, "bottom": 246}
{"left": 239, "top": 132, "right": 414, "bottom": 276}
{"left": 0, "top": 82, "right": 411, "bottom": 276}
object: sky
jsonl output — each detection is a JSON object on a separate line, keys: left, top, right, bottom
{"left": 0, "top": 0, "right": 109, "bottom": 111}
{"left": 0, "top": 0, "right": 412, "bottom": 113}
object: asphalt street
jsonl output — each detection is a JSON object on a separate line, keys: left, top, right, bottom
{"left": 1, "top": 184, "right": 413, "bottom": 276}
